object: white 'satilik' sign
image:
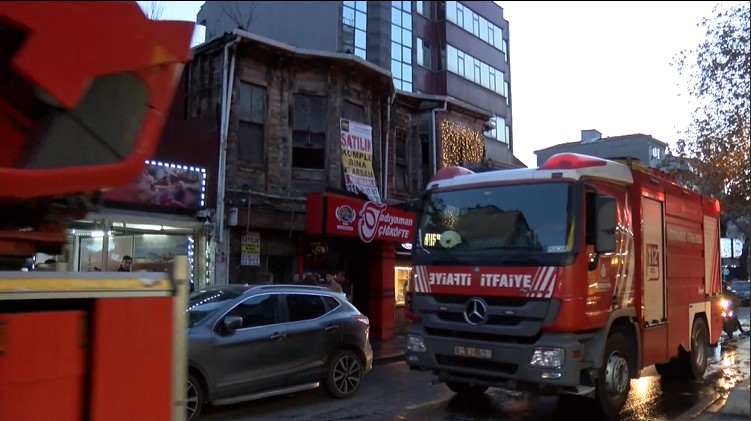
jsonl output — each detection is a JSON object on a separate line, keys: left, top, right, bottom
{"left": 340, "top": 118, "right": 381, "bottom": 204}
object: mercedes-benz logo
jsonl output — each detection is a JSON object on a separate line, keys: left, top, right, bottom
{"left": 463, "top": 298, "right": 488, "bottom": 325}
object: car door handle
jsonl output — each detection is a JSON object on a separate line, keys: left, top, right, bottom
{"left": 325, "top": 325, "right": 340, "bottom": 332}
{"left": 269, "top": 332, "right": 287, "bottom": 340}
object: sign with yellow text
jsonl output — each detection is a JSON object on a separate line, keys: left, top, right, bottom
{"left": 340, "top": 118, "right": 381, "bottom": 204}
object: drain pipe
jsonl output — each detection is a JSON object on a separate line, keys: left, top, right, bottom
{"left": 431, "top": 100, "right": 448, "bottom": 175}
{"left": 382, "top": 92, "right": 396, "bottom": 201}
{"left": 216, "top": 35, "right": 242, "bottom": 245}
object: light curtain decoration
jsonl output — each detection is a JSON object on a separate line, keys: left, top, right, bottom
{"left": 439, "top": 119, "right": 484, "bottom": 167}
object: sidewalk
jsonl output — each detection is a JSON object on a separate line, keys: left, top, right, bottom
{"left": 371, "top": 335, "right": 405, "bottom": 364}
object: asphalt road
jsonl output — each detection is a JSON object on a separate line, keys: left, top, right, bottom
{"left": 200, "top": 307, "right": 751, "bottom": 421}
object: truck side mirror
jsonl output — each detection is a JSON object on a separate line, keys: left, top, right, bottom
{"left": 595, "top": 195, "right": 617, "bottom": 254}
{"left": 401, "top": 196, "right": 423, "bottom": 212}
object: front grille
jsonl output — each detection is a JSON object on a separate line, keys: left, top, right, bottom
{"left": 426, "top": 327, "right": 541, "bottom": 344}
{"left": 436, "top": 355, "right": 517, "bottom": 375}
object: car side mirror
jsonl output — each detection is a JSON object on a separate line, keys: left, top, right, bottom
{"left": 223, "top": 315, "right": 243, "bottom": 330}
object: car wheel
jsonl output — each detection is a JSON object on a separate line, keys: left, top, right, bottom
{"left": 324, "top": 349, "right": 364, "bottom": 399}
{"left": 446, "top": 381, "right": 488, "bottom": 396}
{"left": 187, "top": 374, "right": 204, "bottom": 421}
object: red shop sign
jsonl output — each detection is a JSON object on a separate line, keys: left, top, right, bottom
{"left": 306, "top": 192, "right": 416, "bottom": 243}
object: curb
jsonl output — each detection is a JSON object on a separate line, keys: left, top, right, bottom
{"left": 373, "top": 353, "right": 405, "bottom": 366}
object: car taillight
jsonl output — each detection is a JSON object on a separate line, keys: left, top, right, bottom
{"left": 354, "top": 315, "right": 369, "bottom": 326}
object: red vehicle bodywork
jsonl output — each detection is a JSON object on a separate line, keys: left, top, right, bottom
{"left": 405, "top": 153, "right": 723, "bottom": 417}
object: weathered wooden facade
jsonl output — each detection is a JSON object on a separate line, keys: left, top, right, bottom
{"left": 185, "top": 31, "right": 521, "bottom": 338}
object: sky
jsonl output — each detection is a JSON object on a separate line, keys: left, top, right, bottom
{"left": 141, "top": 1, "right": 731, "bottom": 168}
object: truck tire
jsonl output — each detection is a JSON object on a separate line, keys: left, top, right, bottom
{"left": 679, "top": 317, "right": 709, "bottom": 379}
{"left": 187, "top": 374, "right": 204, "bottom": 421}
{"left": 446, "top": 381, "right": 488, "bottom": 396}
{"left": 595, "top": 331, "right": 632, "bottom": 419}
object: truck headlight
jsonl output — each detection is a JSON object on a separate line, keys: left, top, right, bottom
{"left": 530, "top": 347, "right": 564, "bottom": 369}
{"left": 406, "top": 334, "right": 427, "bottom": 353}
{"left": 721, "top": 299, "right": 730, "bottom": 309}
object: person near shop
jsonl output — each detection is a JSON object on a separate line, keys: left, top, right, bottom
{"left": 323, "top": 273, "right": 343, "bottom": 293}
{"left": 117, "top": 256, "right": 133, "bottom": 272}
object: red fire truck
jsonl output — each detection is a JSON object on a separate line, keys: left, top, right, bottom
{"left": 0, "top": 2, "right": 194, "bottom": 420}
{"left": 404, "top": 153, "right": 724, "bottom": 418}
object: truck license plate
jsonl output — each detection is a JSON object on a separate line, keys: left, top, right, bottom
{"left": 454, "top": 345, "right": 492, "bottom": 359}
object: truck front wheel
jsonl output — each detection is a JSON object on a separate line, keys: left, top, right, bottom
{"left": 595, "top": 331, "right": 632, "bottom": 419}
{"left": 446, "top": 381, "right": 488, "bottom": 396}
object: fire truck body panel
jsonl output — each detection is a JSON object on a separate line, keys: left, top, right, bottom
{"left": 406, "top": 153, "right": 722, "bottom": 415}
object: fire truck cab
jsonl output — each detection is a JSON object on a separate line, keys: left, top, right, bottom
{"left": 405, "top": 153, "right": 723, "bottom": 418}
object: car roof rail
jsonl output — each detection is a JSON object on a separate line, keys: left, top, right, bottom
{"left": 250, "top": 284, "right": 330, "bottom": 292}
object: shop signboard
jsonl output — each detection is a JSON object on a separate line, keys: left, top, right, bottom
{"left": 105, "top": 160, "right": 207, "bottom": 209}
{"left": 241, "top": 232, "right": 261, "bottom": 266}
{"left": 340, "top": 119, "right": 381, "bottom": 204}
{"left": 306, "top": 192, "right": 416, "bottom": 244}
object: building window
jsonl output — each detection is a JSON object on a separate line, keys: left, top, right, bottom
{"left": 415, "top": 1, "right": 431, "bottom": 19}
{"left": 292, "top": 95, "right": 327, "bottom": 169}
{"left": 238, "top": 82, "right": 266, "bottom": 165}
{"left": 416, "top": 37, "right": 431, "bottom": 69}
{"left": 446, "top": 44, "right": 506, "bottom": 97}
{"left": 343, "top": 1, "right": 367, "bottom": 59}
{"left": 343, "top": 101, "right": 365, "bottom": 123}
{"left": 391, "top": 1, "right": 413, "bottom": 92}
{"left": 651, "top": 146, "right": 661, "bottom": 159}
{"left": 445, "top": 1, "right": 504, "bottom": 51}
{"left": 394, "top": 130, "right": 408, "bottom": 190}
{"left": 484, "top": 115, "right": 507, "bottom": 143}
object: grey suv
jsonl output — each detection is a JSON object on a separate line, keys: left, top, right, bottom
{"left": 186, "top": 284, "right": 373, "bottom": 420}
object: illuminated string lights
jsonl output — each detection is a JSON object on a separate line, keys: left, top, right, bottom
{"left": 439, "top": 120, "right": 484, "bottom": 168}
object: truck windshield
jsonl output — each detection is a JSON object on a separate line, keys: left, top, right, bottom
{"left": 416, "top": 182, "right": 573, "bottom": 256}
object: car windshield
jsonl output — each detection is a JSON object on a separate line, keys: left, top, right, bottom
{"left": 416, "top": 182, "right": 574, "bottom": 255}
{"left": 187, "top": 289, "right": 243, "bottom": 327}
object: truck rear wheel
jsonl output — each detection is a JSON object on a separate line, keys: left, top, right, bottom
{"left": 595, "top": 331, "right": 631, "bottom": 419}
{"left": 678, "top": 317, "right": 709, "bottom": 379}
{"left": 446, "top": 381, "right": 488, "bottom": 396}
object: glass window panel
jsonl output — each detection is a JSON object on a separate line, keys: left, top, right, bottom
{"left": 402, "top": 45, "right": 411, "bottom": 62}
{"left": 402, "top": 11, "right": 412, "bottom": 31}
{"left": 505, "top": 126, "right": 510, "bottom": 144}
{"left": 480, "top": 62, "right": 489, "bottom": 86}
{"left": 391, "top": 60, "right": 402, "bottom": 79}
{"left": 355, "top": 29, "right": 366, "bottom": 48}
{"left": 446, "top": 1, "right": 457, "bottom": 23}
{"left": 403, "top": 64, "right": 413, "bottom": 83}
{"left": 494, "top": 26, "right": 503, "bottom": 48}
{"left": 392, "top": 0, "right": 402, "bottom": 8}
{"left": 402, "top": 1, "right": 410, "bottom": 10}
{"left": 250, "top": 85, "right": 265, "bottom": 123}
{"left": 503, "top": 40, "right": 508, "bottom": 55}
{"left": 472, "top": 15, "right": 480, "bottom": 36}
{"left": 479, "top": 18, "right": 488, "bottom": 43}
{"left": 343, "top": 7, "right": 355, "bottom": 24}
{"left": 309, "top": 97, "right": 326, "bottom": 132}
{"left": 343, "top": 25, "right": 354, "bottom": 49}
{"left": 463, "top": 8, "right": 472, "bottom": 31}
{"left": 344, "top": 1, "right": 355, "bottom": 8}
{"left": 391, "top": 24, "right": 401, "bottom": 43}
{"left": 355, "top": 0, "right": 367, "bottom": 12}
{"left": 504, "top": 80, "right": 510, "bottom": 98}
{"left": 391, "top": 41, "right": 401, "bottom": 60}
{"left": 356, "top": 11, "right": 367, "bottom": 30}
{"left": 487, "top": 26, "right": 494, "bottom": 46}
{"left": 394, "top": 79, "right": 402, "bottom": 90}
{"left": 238, "top": 122, "right": 264, "bottom": 164}
{"left": 403, "top": 81, "right": 413, "bottom": 92}
{"left": 238, "top": 82, "right": 251, "bottom": 121}
{"left": 447, "top": 45, "right": 458, "bottom": 73}
{"left": 391, "top": 7, "right": 401, "bottom": 25}
{"left": 473, "top": 62, "right": 480, "bottom": 84}
{"left": 293, "top": 97, "right": 308, "bottom": 129}
{"left": 402, "top": 28, "right": 412, "bottom": 48}
{"left": 355, "top": 48, "right": 366, "bottom": 59}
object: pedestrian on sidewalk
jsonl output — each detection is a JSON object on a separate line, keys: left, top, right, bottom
{"left": 323, "top": 273, "right": 343, "bottom": 293}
